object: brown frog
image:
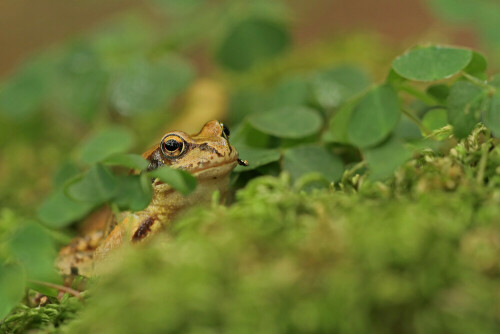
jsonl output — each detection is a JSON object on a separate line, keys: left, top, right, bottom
{"left": 57, "top": 120, "right": 247, "bottom": 276}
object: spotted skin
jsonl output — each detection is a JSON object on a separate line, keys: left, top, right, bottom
{"left": 57, "top": 120, "right": 245, "bottom": 276}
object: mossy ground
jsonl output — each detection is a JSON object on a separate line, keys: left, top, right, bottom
{"left": 59, "top": 172, "right": 500, "bottom": 334}
{"left": 4, "top": 132, "right": 500, "bottom": 333}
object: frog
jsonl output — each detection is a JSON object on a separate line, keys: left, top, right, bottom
{"left": 57, "top": 120, "right": 247, "bottom": 277}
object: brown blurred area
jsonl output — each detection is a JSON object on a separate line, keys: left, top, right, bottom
{"left": 0, "top": 0, "right": 476, "bottom": 78}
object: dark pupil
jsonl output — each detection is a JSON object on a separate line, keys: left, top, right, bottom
{"left": 164, "top": 139, "right": 180, "bottom": 151}
{"left": 222, "top": 124, "right": 230, "bottom": 137}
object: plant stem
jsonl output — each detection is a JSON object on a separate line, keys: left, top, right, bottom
{"left": 462, "top": 72, "right": 494, "bottom": 91}
{"left": 28, "top": 280, "right": 84, "bottom": 301}
{"left": 401, "top": 107, "right": 431, "bottom": 136}
{"left": 398, "top": 84, "right": 439, "bottom": 105}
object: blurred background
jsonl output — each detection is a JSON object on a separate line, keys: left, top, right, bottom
{"left": 0, "top": 0, "right": 488, "bottom": 77}
{"left": 0, "top": 0, "right": 498, "bottom": 213}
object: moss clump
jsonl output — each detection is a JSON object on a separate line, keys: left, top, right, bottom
{"left": 0, "top": 293, "right": 83, "bottom": 333}
{"left": 62, "top": 174, "right": 500, "bottom": 334}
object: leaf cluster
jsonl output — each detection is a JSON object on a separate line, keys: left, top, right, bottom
{"left": 229, "top": 45, "right": 500, "bottom": 184}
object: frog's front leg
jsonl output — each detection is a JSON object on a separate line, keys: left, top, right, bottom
{"left": 93, "top": 213, "right": 163, "bottom": 262}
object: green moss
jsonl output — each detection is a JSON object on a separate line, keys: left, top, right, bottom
{"left": 60, "top": 173, "right": 500, "bottom": 334}
{"left": 0, "top": 293, "right": 83, "bottom": 333}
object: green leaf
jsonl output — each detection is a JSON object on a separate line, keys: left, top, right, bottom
{"left": 428, "top": 0, "right": 500, "bottom": 48}
{"left": 422, "top": 108, "right": 449, "bottom": 131}
{"left": 395, "top": 115, "right": 422, "bottom": 141}
{"left": 89, "top": 17, "right": 155, "bottom": 70}
{"left": 148, "top": 167, "right": 197, "bottom": 195}
{"left": 269, "top": 77, "right": 310, "bottom": 108}
{"left": 0, "top": 263, "right": 25, "bottom": 321}
{"left": 230, "top": 122, "right": 270, "bottom": 149}
{"left": 447, "top": 81, "right": 486, "bottom": 139}
{"left": 114, "top": 174, "right": 153, "bottom": 211}
{"left": 347, "top": 85, "right": 400, "bottom": 148}
{"left": 37, "top": 189, "right": 94, "bottom": 228}
{"left": 0, "top": 60, "right": 47, "bottom": 120}
{"left": 249, "top": 107, "right": 322, "bottom": 138}
{"left": 483, "top": 93, "right": 500, "bottom": 137}
{"left": 364, "top": 137, "right": 412, "bottom": 180}
{"left": 80, "top": 126, "right": 134, "bottom": 165}
{"left": 283, "top": 145, "right": 344, "bottom": 182}
{"left": 104, "top": 153, "right": 149, "bottom": 170}
{"left": 52, "top": 44, "right": 108, "bottom": 120}
{"left": 463, "top": 51, "right": 488, "bottom": 79}
{"left": 53, "top": 161, "right": 81, "bottom": 189}
{"left": 234, "top": 147, "right": 281, "bottom": 172}
{"left": 392, "top": 45, "right": 472, "bottom": 81}
{"left": 9, "top": 223, "right": 60, "bottom": 283}
{"left": 109, "top": 56, "right": 194, "bottom": 116}
{"left": 310, "top": 65, "right": 371, "bottom": 109}
{"left": 324, "top": 101, "right": 356, "bottom": 144}
{"left": 228, "top": 89, "right": 268, "bottom": 124}
{"left": 66, "top": 164, "right": 118, "bottom": 204}
{"left": 215, "top": 17, "right": 290, "bottom": 71}
{"left": 426, "top": 84, "right": 450, "bottom": 103}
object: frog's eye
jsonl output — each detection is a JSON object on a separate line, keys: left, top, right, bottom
{"left": 160, "top": 135, "right": 185, "bottom": 158}
{"left": 221, "top": 123, "right": 230, "bottom": 139}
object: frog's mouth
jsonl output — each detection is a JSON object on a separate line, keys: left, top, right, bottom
{"left": 153, "top": 157, "right": 244, "bottom": 186}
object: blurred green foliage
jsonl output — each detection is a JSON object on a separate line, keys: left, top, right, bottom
{"left": 62, "top": 165, "right": 500, "bottom": 333}
{"left": 2, "top": 0, "right": 500, "bottom": 332}
{"left": 428, "top": 0, "right": 500, "bottom": 51}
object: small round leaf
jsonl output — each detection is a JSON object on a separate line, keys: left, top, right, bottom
{"left": 37, "top": 190, "right": 94, "bottom": 228}
{"left": 463, "top": 51, "right": 488, "bottom": 79}
{"left": 109, "top": 57, "right": 194, "bottom": 116}
{"left": 249, "top": 107, "right": 322, "bottom": 138}
{"left": 283, "top": 145, "right": 344, "bottom": 182}
{"left": 80, "top": 127, "right": 134, "bottom": 165}
{"left": 364, "top": 137, "right": 412, "bottom": 180}
{"left": 422, "top": 108, "right": 448, "bottom": 131}
{"left": 216, "top": 18, "right": 290, "bottom": 71}
{"left": 66, "top": 164, "right": 118, "bottom": 204}
{"left": 392, "top": 46, "right": 472, "bottom": 81}
{"left": 234, "top": 147, "right": 281, "bottom": 172}
{"left": 9, "top": 223, "right": 60, "bottom": 284}
{"left": 311, "top": 65, "right": 371, "bottom": 109}
{"left": 483, "top": 93, "right": 500, "bottom": 137}
{"left": 104, "top": 153, "right": 149, "bottom": 170}
{"left": 347, "top": 85, "right": 400, "bottom": 148}
{"left": 447, "top": 81, "right": 485, "bottom": 139}
{"left": 0, "top": 263, "right": 25, "bottom": 321}
{"left": 114, "top": 174, "right": 153, "bottom": 211}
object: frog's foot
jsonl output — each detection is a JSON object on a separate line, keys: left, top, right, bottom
{"left": 56, "top": 230, "right": 104, "bottom": 277}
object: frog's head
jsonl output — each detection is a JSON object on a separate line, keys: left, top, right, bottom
{"left": 144, "top": 120, "right": 246, "bottom": 180}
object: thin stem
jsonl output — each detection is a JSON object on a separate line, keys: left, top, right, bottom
{"left": 28, "top": 280, "right": 84, "bottom": 302}
{"left": 461, "top": 72, "right": 494, "bottom": 91}
{"left": 398, "top": 84, "right": 439, "bottom": 105}
{"left": 401, "top": 106, "right": 431, "bottom": 136}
